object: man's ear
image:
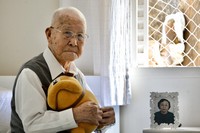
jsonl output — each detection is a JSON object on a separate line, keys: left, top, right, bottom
{"left": 45, "top": 27, "right": 52, "bottom": 44}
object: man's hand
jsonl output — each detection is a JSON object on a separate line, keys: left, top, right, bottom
{"left": 98, "top": 107, "right": 115, "bottom": 127}
{"left": 72, "top": 101, "right": 103, "bottom": 125}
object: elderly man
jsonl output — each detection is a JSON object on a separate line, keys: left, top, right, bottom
{"left": 10, "top": 7, "right": 115, "bottom": 133}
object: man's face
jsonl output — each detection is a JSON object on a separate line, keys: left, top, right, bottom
{"left": 159, "top": 101, "right": 170, "bottom": 114}
{"left": 47, "top": 15, "right": 86, "bottom": 66}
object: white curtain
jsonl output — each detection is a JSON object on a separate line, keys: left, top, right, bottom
{"left": 99, "top": 0, "right": 133, "bottom": 106}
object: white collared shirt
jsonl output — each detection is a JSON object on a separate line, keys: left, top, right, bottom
{"left": 15, "top": 47, "right": 91, "bottom": 133}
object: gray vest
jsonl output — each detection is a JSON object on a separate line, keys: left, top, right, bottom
{"left": 10, "top": 53, "right": 70, "bottom": 133}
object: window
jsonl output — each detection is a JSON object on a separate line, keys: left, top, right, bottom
{"left": 136, "top": 0, "right": 200, "bottom": 67}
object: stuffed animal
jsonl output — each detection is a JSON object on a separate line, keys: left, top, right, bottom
{"left": 47, "top": 72, "right": 100, "bottom": 133}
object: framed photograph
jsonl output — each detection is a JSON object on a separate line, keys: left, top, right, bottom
{"left": 150, "top": 92, "right": 180, "bottom": 128}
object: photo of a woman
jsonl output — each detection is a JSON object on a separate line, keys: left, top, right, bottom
{"left": 154, "top": 98, "right": 175, "bottom": 125}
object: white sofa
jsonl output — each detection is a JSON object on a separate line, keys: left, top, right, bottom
{"left": 0, "top": 76, "right": 119, "bottom": 133}
{"left": 0, "top": 76, "right": 15, "bottom": 133}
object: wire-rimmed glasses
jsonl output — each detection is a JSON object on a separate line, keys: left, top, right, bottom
{"left": 50, "top": 26, "right": 89, "bottom": 41}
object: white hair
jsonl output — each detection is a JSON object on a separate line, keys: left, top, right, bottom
{"left": 51, "top": 7, "right": 87, "bottom": 30}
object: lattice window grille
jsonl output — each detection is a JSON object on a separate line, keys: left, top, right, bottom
{"left": 136, "top": 0, "right": 200, "bottom": 67}
{"left": 136, "top": 0, "right": 149, "bottom": 67}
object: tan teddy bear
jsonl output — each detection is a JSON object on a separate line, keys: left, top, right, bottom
{"left": 47, "top": 73, "right": 100, "bottom": 133}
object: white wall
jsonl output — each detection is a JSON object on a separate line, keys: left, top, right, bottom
{"left": 0, "top": 0, "right": 58, "bottom": 75}
{"left": 120, "top": 68, "right": 200, "bottom": 133}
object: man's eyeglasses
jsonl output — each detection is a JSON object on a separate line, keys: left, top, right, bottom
{"left": 50, "top": 26, "right": 89, "bottom": 41}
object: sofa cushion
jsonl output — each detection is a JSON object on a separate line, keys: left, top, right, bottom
{"left": 0, "top": 86, "right": 12, "bottom": 132}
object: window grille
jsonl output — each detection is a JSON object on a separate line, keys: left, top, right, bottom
{"left": 136, "top": 0, "right": 200, "bottom": 67}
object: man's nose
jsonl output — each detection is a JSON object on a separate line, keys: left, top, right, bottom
{"left": 68, "top": 37, "right": 78, "bottom": 47}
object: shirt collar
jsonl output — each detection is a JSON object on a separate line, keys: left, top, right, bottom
{"left": 43, "top": 47, "right": 78, "bottom": 80}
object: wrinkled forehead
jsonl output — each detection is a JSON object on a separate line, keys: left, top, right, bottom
{"left": 60, "top": 14, "right": 84, "bottom": 26}
{"left": 53, "top": 9, "right": 87, "bottom": 32}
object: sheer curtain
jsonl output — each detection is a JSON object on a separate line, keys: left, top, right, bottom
{"left": 99, "top": 0, "right": 133, "bottom": 106}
